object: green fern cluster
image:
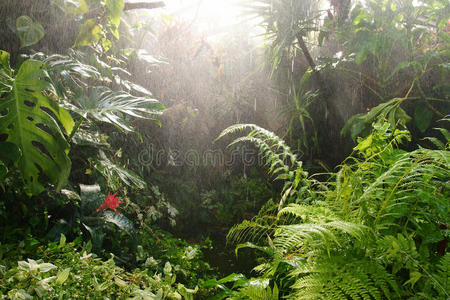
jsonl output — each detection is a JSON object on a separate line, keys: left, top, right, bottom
{"left": 216, "top": 124, "right": 303, "bottom": 178}
{"left": 290, "top": 255, "right": 399, "bottom": 300}
{"left": 217, "top": 118, "right": 449, "bottom": 299}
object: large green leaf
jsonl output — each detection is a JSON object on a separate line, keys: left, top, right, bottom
{"left": 93, "top": 150, "right": 146, "bottom": 189}
{"left": 105, "top": 0, "right": 124, "bottom": 39}
{"left": 73, "top": 19, "right": 102, "bottom": 47}
{"left": 0, "top": 59, "right": 74, "bottom": 195}
{"left": 16, "top": 16, "right": 45, "bottom": 48}
{"left": 0, "top": 50, "right": 13, "bottom": 94}
{"left": 72, "top": 86, "right": 164, "bottom": 132}
{"left": 0, "top": 141, "right": 21, "bottom": 165}
{"left": 45, "top": 54, "right": 100, "bottom": 96}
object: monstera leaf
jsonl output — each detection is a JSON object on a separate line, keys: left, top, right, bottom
{"left": 93, "top": 150, "right": 146, "bottom": 190}
{"left": 0, "top": 51, "right": 13, "bottom": 94}
{"left": 0, "top": 56, "right": 74, "bottom": 195}
{"left": 72, "top": 86, "right": 164, "bottom": 131}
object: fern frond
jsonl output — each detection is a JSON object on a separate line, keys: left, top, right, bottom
{"left": 274, "top": 221, "right": 369, "bottom": 253}
{"left": 227, "top": 220, "right": 275, "bottom": 245}
{"left": 226, "top": 199, "right": 282, "bottom": 245}
{"left": 290, "top": 255, "right": 399, "bottom": 300}
{"left": 239, "top": 279, "right": 279, "bottom": 300}
{"left": 425, "top": 115, "right": 450, "bottom": 150}
{"left": 334, "top": 147, "right": 450, "bottom": 230}
{"left": 216, "top": 124, "right": 302, "bottom": 176}
{"left": 278, "top": 204, "right": 337, "bottom": 223}
{"left": 432, "top": 253, "right": 450, "bottom": 298}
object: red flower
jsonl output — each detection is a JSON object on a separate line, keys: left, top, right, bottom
{"left": 95, "top": 193, "right": 123, "bottom": 214}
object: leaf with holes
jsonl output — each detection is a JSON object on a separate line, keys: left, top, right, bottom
{"left": 0, "top": 58, "right": 74, "bottom": 195}
{"left": 71, "top": 86, "right": 164, "bottom": 132}
{"left": 0, "top": 50, "right": 13, "bottom": 94}
{"left": 93, "top": 150, "right": 146, "bottom": 189}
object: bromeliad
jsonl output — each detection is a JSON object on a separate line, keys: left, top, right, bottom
{"left": 95, "top": 192, "right": 123, "bottom": 214}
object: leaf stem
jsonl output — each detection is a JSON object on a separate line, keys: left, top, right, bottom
{"left": 68, "top": 117, "right": 84, "bottom": 142}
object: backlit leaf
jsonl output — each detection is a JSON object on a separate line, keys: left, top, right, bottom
{"left": 55, "top": 268, "right": 71, "bottom": 284}
{"left": 73, "top": 19, "right": 102, "bottom": 47}
{"left": 105, "top": 0, "right": 124, "bottom": 39}
{"left": 16, "top": 16, "right": 45, "bottom": 48}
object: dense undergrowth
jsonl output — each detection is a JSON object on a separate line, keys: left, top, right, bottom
{"left": 211, "top": 119, "right": 449, "bottom": 299}
{"left": 0, "top": 0, "right": 449, "bottom": 299}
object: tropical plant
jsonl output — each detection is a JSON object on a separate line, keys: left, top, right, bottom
{"left": 241, "top": 0, "right": 324, "bottom": 76}
{"left": 327, "top": 0, "right": 449, "bottom": 139}
{"left": 216, "top": 117, "right": 449, "bottom": 299}
{"left": 0, "top": 49, "right": 164, "bottom": 197}
{"left": 0, "top": 235, "right": 199, "bottom": 299}
{"left": 203, "top": 273, "right": 279, "bottom": 300}
{"left": 278, "top": 71, "right": 319, "bottom": 152}
{"left": 0, "top": 51, "right": 74, "bottom": 195}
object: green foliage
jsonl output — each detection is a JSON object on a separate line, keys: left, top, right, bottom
{"left": 434, "top": 253, "right": 450, "bottom": 296}
{"left": 52, "top": 184, "right": 137, "bottom": 255}
{"left": 0, "top": 237, "right": 199, "bottom": 299}
{"left": 91, "top": 150, "right": 147, "bottom": 190}
{"left": 280, "top": 70, "right": 319, "bottom": 152}
{"left": 71, "top": 86, "right": 164, "bottom": 132}
{"left": 71, "top": 0, "right": 125, "bottom": 48}
{"left": 16, "top": 16, "right": 45, "bottom": 48}
{"left": 226, "top": 199, "right": 278, "bottom": 245}
{"left": 73, "top": 19, "right": 103, "bottom": 47}
{"left": 199, "top": 173, "right": 274, "bottom": 228}
{"left": 342, "top": 98, "right": 412, "bottom": 140}
{"left": 333, "top": 0, "right": 449, "bottom": 139}
{"left": 137, "top": 228, "right": 213, "bottom": 289}
{"left": 217, "top": 124, "right": 308, "bottom": 209}
{"left": 105, "top": 0, "right": 124, "bottom": 39}
{"left": 0, "top": 53, "right": 74, "bottom": 195}
{"left": 218, "top": 118, "right": 449, "bottom": 299}
{"left": 51, "top": 0, "right": 89, "bottom": 16}
{"left": 290, "top": 255, "right": 399, "bottom": 300}
{"left": 203, "top": 273, "right": 279, "bottom": 300}
{"left": 241, "top": 0, "right": 322, "bottom": 75}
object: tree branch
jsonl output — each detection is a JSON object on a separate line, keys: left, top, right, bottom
{"left": 296, "top": 33, "right": 333, "bottom": 104}
{"left": 85, "top": 1, "right": 165, "bottom": 19}
{"left": 124, "top": 1, "right": 166, "bottom": 11}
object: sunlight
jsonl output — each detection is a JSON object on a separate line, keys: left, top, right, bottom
{"left": 1, "top": 0, "right": 447, "bottom": 297}
{"left": 164, "top": 0, "right": 244, "bottom": 34}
